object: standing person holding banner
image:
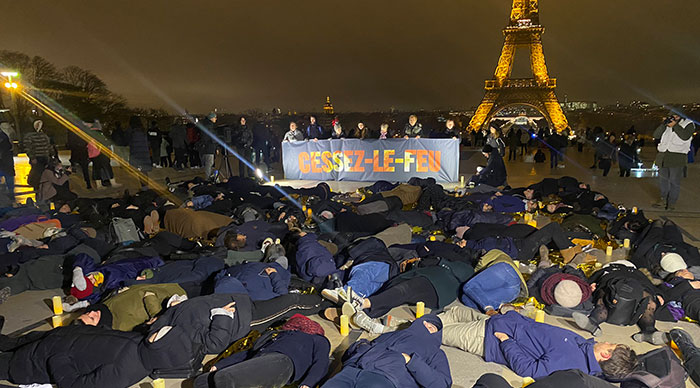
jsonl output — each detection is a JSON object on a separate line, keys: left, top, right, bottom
{"left": 404, "top": 114, "right": 423, "bottom": 138}
{"left": 306, "top": 116, "right": 326, "bottom": 140}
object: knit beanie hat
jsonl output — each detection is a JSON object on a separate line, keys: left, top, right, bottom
{"left": 207, "top": 112, "right": 217, "bottom": 120}
{"left": 660, "top": 253, "right": 687, "bottom": 273}
{"left": 554, "top": 279, "right": 583, "bottom": 308}
{"left": 85, "top": 303, "right": 113, "bottom": 328}
{"left": 281, "top": 314, "right": 325, "bottom": 336}
{"left": 482, "top": 144, "right": 494, "bottom": 154}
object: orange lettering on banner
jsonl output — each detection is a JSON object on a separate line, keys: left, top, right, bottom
{"left": 372, "top": 150, "right": 385, "bottom": 172}
{"left": 429, "top": 151, "right": 441, "bottom": 172}
{"left": 343, "top": 151, "right": 353, "bottom": 172}
{"left": 384, "top": 150, "right": 395, "bottom": 172}
{"left": 299, "top": 152, "right": 310, "bottom": 174}
{"left": 416, "top": 150, "right": 428, "bottom": 172}
{"left": 321, "top": 151, "right": 333, "bottom": 173}
{"left": 311, "top": 152, "right": 322, "bottom": 173}
{"left": 353, "top": 150, "right": 365, "bottom": 172}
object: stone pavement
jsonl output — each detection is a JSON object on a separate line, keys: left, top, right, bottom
{"left": 1, "top": 145, "right": 699, "bottom": 387}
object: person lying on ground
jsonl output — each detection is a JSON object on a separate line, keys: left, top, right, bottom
{"left": 194, "top": 314, "right": 330, "bottom": 388}
{"left": 472, "top": 369, "right": 616, "bottom": 388}
{"left": 572, "top": 261, "right": 667, "bottom": 344}
{"left": 439, "top": 305, "right": 637, "bottom": 380}
{"left": 0, "top": 324, "right": 191, "bottom": 388}
{"left": 321, "top": 314, "right": 451, "bottom": 388}
{"left": 76, "top": 283, "right": 187, "bottom": 331}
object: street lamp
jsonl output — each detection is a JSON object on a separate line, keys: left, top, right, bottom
{"left": 1, "top": 71, "right": 19, "bottom": 89}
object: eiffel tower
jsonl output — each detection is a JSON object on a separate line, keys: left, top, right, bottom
{"left": 468, "top": 0, "right": 569, "bottom": 133}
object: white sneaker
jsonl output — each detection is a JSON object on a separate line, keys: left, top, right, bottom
{"left": 321, "top": 287, "right": 348, "bottom": 305}
{"left": 353, "top": 310, "right": 388, "bottom": 334}
{"left": 558, "top": 164, "right": 565, "bottom": 168}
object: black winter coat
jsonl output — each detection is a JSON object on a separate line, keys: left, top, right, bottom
{"left": 0, "top": 130, "right": 14, "bottom": 176}
{"left": 129, "top": 129, "right": 152, "bottom": 172}
{"left": 148, "top": 293, "right": 252, "bottom": 356}
{"left": 9, "top": 325, "right": 149, "bottom": 388}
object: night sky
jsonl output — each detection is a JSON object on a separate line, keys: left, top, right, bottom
{"left": 4, "top": 1, "right": 700, "bottom": 113}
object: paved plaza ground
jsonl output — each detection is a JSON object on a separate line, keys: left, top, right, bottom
{"left": 1, "top": 144, "right": 699, "bottom": 387}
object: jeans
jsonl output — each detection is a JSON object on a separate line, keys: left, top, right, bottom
{"left": 549, "top": 149, "right": 559, "bottom": 168}
{"left": 174, "top": 147, "right": 187, "bottom": 169}
{"left": 659, "top": 166, "right": 683, "bottom": 206}
{"left": 508, "top": 147, "right": 517, "bottom": 161}
{"left": 347, "top": 262, "right": 390, "bottom": 297}
{"left": 195, "top": 352, "right": 294, "bottom": 388}
{"left": 367, "top": 276, "right": 438, "bottom": 318}
{"left": 322, "top": 366, "right": 394, "bottom": 388}
{"left": 0, "top": 171, "right": 15, "bottom": 199}
{"left": 71, "top": 156, "right": 91, "bottom": 188}
{"left": 201, "top": 153, "right": 215, "bottom": 179}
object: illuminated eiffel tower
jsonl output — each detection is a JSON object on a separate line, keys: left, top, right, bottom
{"left": 468, "top": 0, "right": 569, "bottom": 132}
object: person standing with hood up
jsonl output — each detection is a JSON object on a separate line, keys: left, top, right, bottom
{"left": 0, "top": 127, "right": 15, "bottom": 200}
{"left": 236, "top": 116, "right": 253, "bottom": 178}
{"left": 199, "top": 112, "right": 218, "bottom": 180}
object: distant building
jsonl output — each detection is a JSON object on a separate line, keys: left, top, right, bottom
{"left": 561, "top": 101, "right": 598, "bottom": 112}
{"left": 323, "top": 96, "right": 334, "bottom": 115}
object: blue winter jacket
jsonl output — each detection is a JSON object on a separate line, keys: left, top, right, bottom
{"left": 462, "top": 262, "right": 522, "bottom": 311}
{"left": 74, "top": 253, "right": 164, "bottom": 303}
{"left": 445, "top": 209, "right": 512, "bottom": 231}
{"left": 294, "top": 233, "right": 337, "bottom": 284}
{"left": 464, "top": 236, "right": 518, "bottom": 259}
{"left": 342, "top": 314, "right": 451, "bottom": 388}
{"left": 258, "top": 331, "right": 330, "bottom": 388}
{"left": 126, "top": 256, "right": 224, "bottom": 286}
{"left": 219, "top": 262, "right": 290, "bottom": 301}
{"left": 484, "top": 311, "right": 602, "bottom": 379}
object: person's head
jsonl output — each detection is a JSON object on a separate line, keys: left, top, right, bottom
{"left": 523, "top": 188, "right": 535, "bottom": 200}
{"left": 595, "top": 343, "right": 637, "bottom": 378}
{"left": 675, "top": 268, "right": 694, "bottom": 280}
{"left": 481, "top": 144, "right": 494, "bottom": 157}
{"left": 289, "top": 121, "right": 297, "bottom": 131}
{"left": 129, "top": 116, "right": 144, "bottom": 130}
{"left": 553, "top": 279, "right": 584, "bottom": 308}
{"left": 33, "top": 119, "right": 43, "bottom": 132}
{"left": 446, "top": 119, "right": 455, "bottom": 129}
{"left": 546, "top": 203, "right": 558, "bottom": 213}
{"left": 408, "top": 115, "right": 418, "bottom": 126}
{"left": 224, "top": 231, "right": 247, "bottom": 251}
{"left": 608, "top": 134, "right": 616, "bottom": 142}
{"left": 660, "top": 253, "right": 687, "bottom": 273}
{"left": 139, "top": 326, "right": 193, "bottom": 372}
{"left": 525, "top": 200, "right": 538, "bottom": 212}
{"left": 206, "top": 112, "right": 217, "bottom": 123}
{"left": 334, "top": 123, "right": 342, "bottom": 133}
{"left": 77, "top": 304, "right": 113, "bottom": 328}
{"left": 281, "top": 314, "right": 325, "bottom": 336}
{"left": 357, "top": 122, "right": 365, "bottom": 130}
{"left": 481, "top": 201, "right": 493, "bottom": 212}
{"left": 490, "top": 126, "right": 497, "bottom": 135}
{"left": 380, "top": 123, "right": 389, "bottom": 133}
{"left": 579, "top": 183, "right": 590, "bottom": 190}
{"left": 240, "top": 116, "right": 246, "bottom": 125}
{"left": 150, "top": 120, "right": 157, "bottom": 128}
{"left": 309, "top": 115, "right": 316, "bottom": 124}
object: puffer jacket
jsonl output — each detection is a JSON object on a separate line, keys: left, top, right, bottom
{"left": 128, "top": 129, "right": 152, "bottom": 172}
{"left": 22, "top": 130, "right": 52, "bottom": 159}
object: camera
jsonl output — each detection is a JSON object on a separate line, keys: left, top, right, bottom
{"left": 664, "top": 117, "right": 675, "bottom": 125}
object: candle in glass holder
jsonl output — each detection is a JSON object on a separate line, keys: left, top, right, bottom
{"left": 51, "top": 315, "right": 62, "bottom": 328}
{"left": 535, "top": 310, "right": 545, "bottom": 323}
{"left": 152, "top": 378, "right": 165, "bottom": 388}
{"left": 52, "top": 296, "right": 63, "bottom": 315}
{"left": 606, "top": 246, "right": 613, "bottom": 256}
{"left": 623, "top": 239, "right": 630, "bottom": 248}
{"left": 339, "top": 315, "right": 349, "bottom": 336}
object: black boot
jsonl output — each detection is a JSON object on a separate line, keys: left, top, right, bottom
{"left": 670, "top": 329, "right": 700, "bottom": 359}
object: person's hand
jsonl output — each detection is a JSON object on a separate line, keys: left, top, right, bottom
{"left": 416, "top": 135, "right": 421, "bottom": 139}
{"left": 590, "top": 283, "right": 596, "bottom": 292}
{"left": 452, "top": 136, "right": 458, "bottom": 139}
{"left": 313, "top": 138, "right": 318, "bottom": 142}
{"left": 657, "top": 295, "right": 665, "bottom": 305}
{"left": 690, "top": 281, "right": 700, "bottom": 290}
{"left": 404, "top": 135, "right": 409, "bottom": 139}
{"left": 402, "top": 353, "right": 411, "bottom": 364}
{"left": 494, "top": 332, "right": 510, "bottom": 342}
{"left": 264, "top": 267, "right": 277, "bottom": 275}
{"left": 494, "top": 192, "right": 503, "bottom": 196}
{"left": 222, "top": 301, "right": 236, "bottom": 314}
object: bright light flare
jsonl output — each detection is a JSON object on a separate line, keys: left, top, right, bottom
{"left": 255, "top": 168, "right": 263, "bottom": 178}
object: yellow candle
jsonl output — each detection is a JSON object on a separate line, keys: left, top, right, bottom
{"left": 623, "top": 239, "right": 630, "bottom": 248}
{"left": 270, "top": 176, "right": 275, "bottom": 183}
{"left": 522, "top": 377, "right": 536, "bottom": 387}
{"left": 50, "top": 202, "right": 55, "bottom": 210}
{"left": 594, "top": 262, "right": 602, "bottom": 268}
{"left": 339, "top": 315, "right": 350, "bottom": 336}
{"left": 51, "top": 315, "right": 62, "bottom": 328}
{"left": 632, "top": 207, "right": 638, "bottom": 214}
{"left": 307, "top": 208, "right": 312, "bottom": 218}
{"left": 416, "top": 301, "right": 425, "bottom": 318}
{"left": 527, "top": 220, "right": 537, "bottom": 228}
{"left": 152, "top": 378, "right": 165, "bottom": 388}
{"left": 302, "top": 205, "right": 307, "bottom": 212}
{"left": 524, "top": 213, "right": 533, "bottom": 222}
{"left": 460, "top": 175, "right": 465, "bottom": 187}
{"left": 535, "top": 310, "right": 545, "bottom": 323}
{"left": 52, "top": 296, "right": 63, "bottom": 315}
{"left": 606, "top": 246, "right": 613, "bottom": 256}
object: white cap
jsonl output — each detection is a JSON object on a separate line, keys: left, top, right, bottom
{"left": 660, "top": 253, "right": 687, "bottom": 273}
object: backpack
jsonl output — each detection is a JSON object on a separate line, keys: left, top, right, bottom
{"left": 620, "top": 347, "right": 687, "bottom": 388}
{"left": 108, "top": 217, "right": 142, "bottom": 244}
{"left": 604, "top": 277, "right": 647, "bottom": 326}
